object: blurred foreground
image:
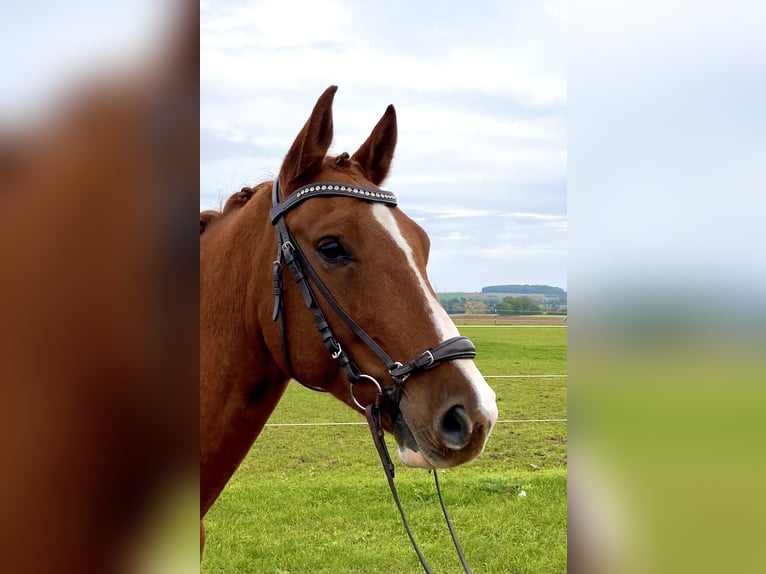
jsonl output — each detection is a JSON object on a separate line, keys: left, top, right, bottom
{"left": 569, "top": 288, "right": 766, "bottom": 573}
{"left": 569, "top": 1, "right": 766, "bottom": 571}
{"left": 0, "top": 2, "right": 198, "bottom": 573}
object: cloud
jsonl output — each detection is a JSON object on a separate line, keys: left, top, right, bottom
{"left": 502, "top": 212, "right": 568, "bottom": 221}
{"left": 439, "top": 232, "right": 474, "bottom": 242}
{"left": 432, "top": 208, "right": 496, "bottom": 219}
{"left": 201, "top": 0, "right": 566, "bottom": 289}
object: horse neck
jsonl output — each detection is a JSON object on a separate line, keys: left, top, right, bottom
{"left": 200, "top": 186, "right": 289, "bottom": 513}
{"left": 201, "top": 184, "right": 277, "bottom": 351}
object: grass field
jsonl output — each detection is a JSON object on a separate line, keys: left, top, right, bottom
{"left": 202, "top": 324, "right": 567, "bottom": 573}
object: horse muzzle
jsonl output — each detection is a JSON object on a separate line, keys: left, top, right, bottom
{"left": 393, "top": 385, "right": 496, "bottom": 469}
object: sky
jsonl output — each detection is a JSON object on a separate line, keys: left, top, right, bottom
{"left": 0, "top": 1, "right": 169, "bottom": 120}
{"left": 4, "top": 1, "right": 761, "bottom": 297}
{"left": 200, "top": 0, "right": 567, "bottom": 292}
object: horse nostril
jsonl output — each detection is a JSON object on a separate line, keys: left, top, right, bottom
{"left": 438, "top": 405, "right": 472, "bottom": 450}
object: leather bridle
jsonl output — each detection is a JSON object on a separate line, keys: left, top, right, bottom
{"left": 270, "top": 177, "right": 477, "bottom": 573}
{"left": 270, "top": 178, "right": 477, "bottom": 407}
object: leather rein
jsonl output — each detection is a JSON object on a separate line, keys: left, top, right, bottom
{"left": 270, "top": 178, "right": 476, "bottom": 573}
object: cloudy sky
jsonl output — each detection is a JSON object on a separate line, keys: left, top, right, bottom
{"left": 0, "top": 1, "right": 169, "bottom": 120}
{"left": 201, "top": 0, "right": 566, "bottom": 292}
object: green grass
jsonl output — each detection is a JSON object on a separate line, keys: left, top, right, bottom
{"left": 202, "top": 326, "right": 567, "bottom": 573}
{"left": 460, "top": 325, "right": 568, "bottom": 377}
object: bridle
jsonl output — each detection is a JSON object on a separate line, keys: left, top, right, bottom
{"left": 270, "top": 177, "right": 477, "bottom": 573}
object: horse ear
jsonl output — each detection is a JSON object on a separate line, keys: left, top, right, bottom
{"left": 351, "top": 104, "right": 397, "bottom": 185}
{"left": 280, "top": 85, "right": 337, "bottom": 191}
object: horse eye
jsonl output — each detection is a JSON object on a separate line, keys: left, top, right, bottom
{"left": 317, "top": 238, "right": 350, "bottom": 262}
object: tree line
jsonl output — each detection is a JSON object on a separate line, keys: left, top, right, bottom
{"left": 482, "top": 284, "right": 566, "bottom": 299}
{"left": 441, "top": 295, "right": 556, "bottom": 315}
{"left": 439, "top": 284, "right": 567, "bottom": 315}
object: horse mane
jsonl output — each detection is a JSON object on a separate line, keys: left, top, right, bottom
{"left": 200, "top": 182, "right": 270, "bottom": 237}
{"left": 199, "top": 153, "right": 366, "bottom": 237}
{"left": 200, "top": 210, "right": 221, "bottom": 235}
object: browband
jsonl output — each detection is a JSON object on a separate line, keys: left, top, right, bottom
{"left": 270, "top": 181, "right": 397, "bottom": 223}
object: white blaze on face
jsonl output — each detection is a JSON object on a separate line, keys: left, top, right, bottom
{"left": 370, "top": 204, "right": 499, "bottom": 430}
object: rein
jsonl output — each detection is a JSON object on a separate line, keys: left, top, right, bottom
{"left": 270, "top": 178, "right": 475, "bottom": 573}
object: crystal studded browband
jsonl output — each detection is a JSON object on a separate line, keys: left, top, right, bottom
{"left": 269, "top": 180, "right": 398, "bottom": 223}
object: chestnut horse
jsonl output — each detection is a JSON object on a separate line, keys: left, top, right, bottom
{"left": 200, "top": 86, "right": 499, "bottom": 557}
{"left": 0, "top": 6, "right": 199, "bottom": 574}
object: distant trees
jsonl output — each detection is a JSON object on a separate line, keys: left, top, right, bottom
{"left": 441, "top": 297, "right": 466, "bottom": 314}
{"left": 482, "top": 284, "right": 567, "bottom": 305}
{"left": 485, "top": 296, "right": 498, "bottom": 313}
{"left": 438, "top": 285, "right": 567, "bottom": 315}
{"left": 464, "top": 300, "right": 489, "bottom": 314}
{"left": 482, "top": 284, "right": 566, "bottom": 296}
{"left": 495, "top": 296, "right": 542, "bottom": 316}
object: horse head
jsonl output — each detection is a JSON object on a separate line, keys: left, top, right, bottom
{"left": 267, "top": 86, "right": 498, "bottom": 469}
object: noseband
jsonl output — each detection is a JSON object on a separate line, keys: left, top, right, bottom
{"left": 269, "top": 178, "right": 476, "bottom": 409}
{"left": 269, "top": 177, "right": 477, "bottom": 574}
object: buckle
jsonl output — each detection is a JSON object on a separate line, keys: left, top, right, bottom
{"left": 419, "top": 349, "right": 435, "bottom": 368}
{"left": 388, "top": 361, "right": 410, "bottom": 384}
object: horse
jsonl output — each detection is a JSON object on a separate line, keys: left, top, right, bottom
{"left": 199, "top": 86, "right": 499, "bottom": 559}
{"left": 0, "top": 5, "right": 199, "bottom": 573}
